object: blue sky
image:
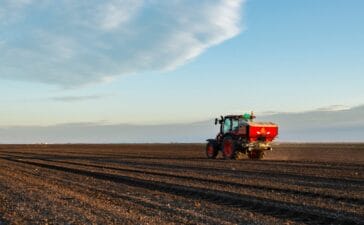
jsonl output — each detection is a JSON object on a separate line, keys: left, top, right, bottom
{"left": 0, "top": 0, "right": 363, "bottom": 128}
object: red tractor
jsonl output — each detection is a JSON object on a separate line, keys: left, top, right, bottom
{"left": 206, "top": 112, "right": 278, "bottom": 160}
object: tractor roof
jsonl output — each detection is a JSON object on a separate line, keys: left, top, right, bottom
{"left": 224, "top": 113, "right": 256, "bottom": 121}
{"left": 225, "top": 115, "right": 244, "bottom": 118}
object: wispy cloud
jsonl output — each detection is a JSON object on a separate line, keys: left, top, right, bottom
{"left": 50, "top": 95, "right": 107, "bottom": 102}
{"left": 0, "top": 0, "right": 244, "bottom": 87}
{"left": 315, "top": 104, "right": 351, "bottom": 112}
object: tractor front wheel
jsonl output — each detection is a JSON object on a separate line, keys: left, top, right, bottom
{"left": 223, "top": 137, "right": 237, "bottom": 160}
{"left": 206, "top": 142, "right": 218, "bottom": 159}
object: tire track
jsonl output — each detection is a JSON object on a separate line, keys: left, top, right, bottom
{"left": 241, "top": 160, "right": 364, "bottom": 171}
{"left": 85, "top": 158, "right": 364, "bottom": 189}
{"left": 4, "top": 150, "right": 363, "bottom": 171}
{"left": 2, "top": 156, "right": 363, "bottom": 225}
{"left": 2, "top": 152, "right": 362, "bottom": 194}
{"left": 0, "top": 161, "right": 237, "bottom": 225}
{"left": 32, "top": 157, "right": 364, "bottom": 206}
{"left": 3, "top": 150, "right": 362, "bottom": 180}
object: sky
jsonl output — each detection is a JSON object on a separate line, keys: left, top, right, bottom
{"left": 0, "top": 0, "right": 363, "bottom": 142}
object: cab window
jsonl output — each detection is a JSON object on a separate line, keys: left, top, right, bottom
{"left": 232, "top": 119, "right": 239, "bottom": 131}
{"left": 223, "top": 118, "right": 231, "bottom": 133}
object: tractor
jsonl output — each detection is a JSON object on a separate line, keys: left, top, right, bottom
{"left": 206, "top": 112, "right": 278, "bottom": 160}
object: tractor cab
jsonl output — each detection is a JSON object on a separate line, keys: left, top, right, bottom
{"left": 216, "top": 113, "right": 254, "bottom": 134}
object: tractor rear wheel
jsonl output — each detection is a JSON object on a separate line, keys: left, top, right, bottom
{"left": 206, "top": 142, "right": 218, "bottom": 159}
{"left": 222, "top": 137, "right": 237, "bottom": 160}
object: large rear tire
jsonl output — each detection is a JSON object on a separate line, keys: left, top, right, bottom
{"left": 222, "top": 137, "right": 237, "bottom": 160}
{"left": 206, "top": 142, "right": 218, "bottom": 159}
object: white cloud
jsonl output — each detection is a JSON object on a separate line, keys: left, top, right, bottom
{"left": 0, "top": 0, "right": 244, "bottom": 87}
{"left": 316, "top": 105, "right": 352, "bottom": 112}
{"left": 97, "top": 0, "right": 144, "bottom": 30}
{"left": 50, "top": 94, "right": 108, "bottom": 102}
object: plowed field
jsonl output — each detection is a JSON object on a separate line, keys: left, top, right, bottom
{"left": 0, "top": 143, "right": 363, "bottom": 225}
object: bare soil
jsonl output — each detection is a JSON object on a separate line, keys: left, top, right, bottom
{"left": 0, "top": 143, "right": 363, "bottom": 225}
